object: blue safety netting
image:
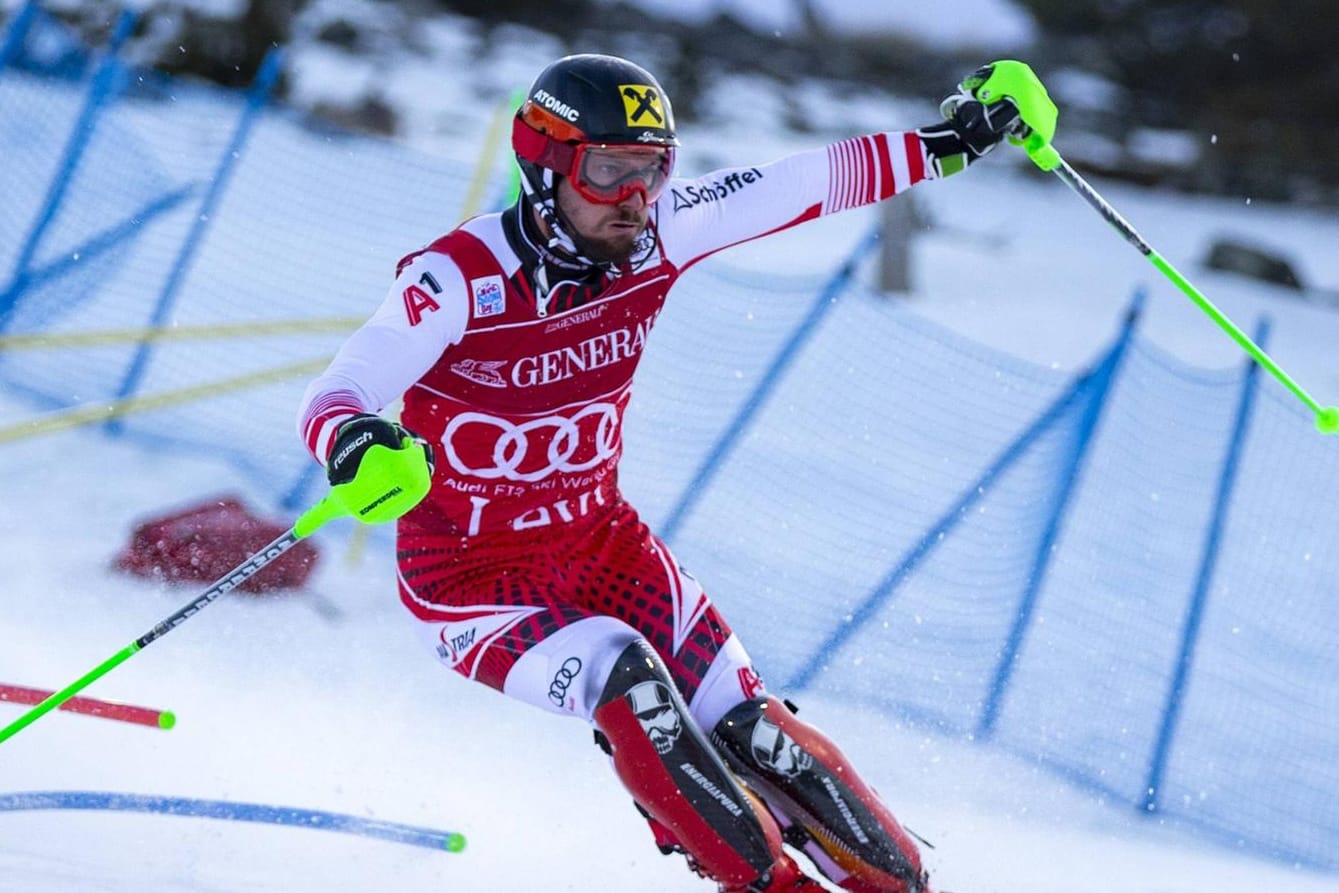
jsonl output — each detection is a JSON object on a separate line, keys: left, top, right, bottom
{"left": 2, "top": 4, "right": 1337, "bottom": 873}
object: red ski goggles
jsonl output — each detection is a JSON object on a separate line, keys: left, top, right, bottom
{"left": 514, "top": 115, "right": 676, "bottom": 206}
{"left": 571, "top": 144, "right": 674, "bottom": 205}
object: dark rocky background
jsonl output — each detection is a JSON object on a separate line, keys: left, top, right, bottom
{"left": 9, "top": 0, "right": 1336, "bottom": 206}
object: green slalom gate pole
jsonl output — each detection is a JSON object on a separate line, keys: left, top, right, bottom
{"left": 0, "top": 494, "right": 350, "bottom": 746}
{"left": 1013, "top": 125, "right": 1339, "bottom": 435}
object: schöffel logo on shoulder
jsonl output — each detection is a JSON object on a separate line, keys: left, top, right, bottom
{"left": 471, "top": 276, "right": 505, "bottom": 318}
{"left": 670, "top": 169, "right": 764, "bottom": 212}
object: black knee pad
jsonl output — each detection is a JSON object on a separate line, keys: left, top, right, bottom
{"left": 597, "top": 639, "right": 688, "bottom": 754}
{"left": 711, "top": 696, "right": 808, "bottom": 778}
{"left": 598, "top": 638, "right": 673, "bottom": 703}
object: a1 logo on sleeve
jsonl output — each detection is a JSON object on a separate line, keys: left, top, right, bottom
{"left": 402, "top": 270, "right": 443, "bottom": 326}
{"left": 402, "top": 284, "right": 440, "bottom": 326}
{"left": 470, "top": 275, "right": 506, "bottom": 318}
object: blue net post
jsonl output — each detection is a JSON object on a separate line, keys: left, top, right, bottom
{"left": 106, "top": 46, "right": 285, "bottom": 431}
{"left": 0, "top": 7, "right": 136, "bottom": 332}
{"left": 787, "top": 368, "right": 1094, "bottom": 693}
{"left": 660, "top": 225, "right": 881, "bottom": 544}
{"left": 1139, "top": 316, "right": 1270, "bottom": 815}
{"left": 975, "top": 289, "right": 1144, "bottom": 740}
{"left": 280, "top": 460, "right": 324, "bottom": 514}
{"left": 19, "top": 183, "right": 202, "bottom": 300}
{"left": 0, "top": 0, "right": 39, "bottom": 70}
{"left": 785, "top": 292, "right": 1145, "bottom": 695}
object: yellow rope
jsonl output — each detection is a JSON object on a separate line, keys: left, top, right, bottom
{"left": 0, "top": 318, "right": 363, "bottom": 351}
{"left": 0, "top": 357, "right": 329, "bottom": 444}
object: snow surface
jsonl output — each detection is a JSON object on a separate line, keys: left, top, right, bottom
{"left": 3, "top": 419, "right": 1338, "bottom": 893}
{"left": 4, "top": 2, "right": 1339, "bottom": 892}
{"left": 4, "top": 418, "right": 1339, "bottom": 893}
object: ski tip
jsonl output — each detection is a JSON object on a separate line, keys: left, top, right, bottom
{"left": 444, "top": 832, "right": 467, "bottom": 853}
{"left": 157, "top": 710, "right": 176, "bottom": 730}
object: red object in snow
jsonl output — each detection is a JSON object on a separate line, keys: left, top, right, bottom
{"left": 0, "top": 683, "right": 175, "bottom": 730}
{"left": 114, "top": 495, "right": 319, "bottom": 593}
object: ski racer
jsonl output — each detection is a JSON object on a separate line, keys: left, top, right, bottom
{"left": 298, "top": 53, "right": 1056, "bottom": 892}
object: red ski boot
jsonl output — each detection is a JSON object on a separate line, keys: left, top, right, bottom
{"left": 837, "top": 873, "right": 935, "bottom": 893}
{"left": 723, "top": 853, "right": 828, "bottom": 892}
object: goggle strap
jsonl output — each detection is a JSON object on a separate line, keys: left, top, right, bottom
{"left": 512, "top": 118, "right": 577, "bottom": 175}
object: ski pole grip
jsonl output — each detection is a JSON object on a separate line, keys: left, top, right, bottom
{"left": 974, "top": 60, "right": 1060, "bottom": 171}
{"left": 1024, "top": 137, "right": 1061, "bottom": 172}
{"left": 294, "top": 494, "right": 350, "bottom": 538}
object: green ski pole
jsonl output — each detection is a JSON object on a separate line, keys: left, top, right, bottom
{"left": 0, "top": 494, "right": 351, "bottom": 746}
{"left": 978, "top": 60, "right": 1339, "bottom": 435}
{"left": 0, "top": 437, "right": 432, "bottom": 745}
{"left": 1049, "top": 154, "right": 1337, "bottom": 433}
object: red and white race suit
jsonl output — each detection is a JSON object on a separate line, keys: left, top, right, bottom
{"left": 297, "top": 131, "right": 933, "bottom": 727}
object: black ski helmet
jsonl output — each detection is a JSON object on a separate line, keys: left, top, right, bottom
{"left": 513, "top": 53, "right": 679, "bottom": 178}
{"left": 512, "top": 54, "right": 678, "bottom": 270}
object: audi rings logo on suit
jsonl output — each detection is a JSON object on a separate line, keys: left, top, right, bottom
{"left": 549, "top": 657, "right": 583, "bottom": 709}
{"left": 443, "top": 402, "right": 621, "bottom": 482}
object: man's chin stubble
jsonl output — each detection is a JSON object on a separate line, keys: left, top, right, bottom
{"left": 586, "top": 229, "right": 642, "bottom": 263}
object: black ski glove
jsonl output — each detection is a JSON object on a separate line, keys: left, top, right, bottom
{"left": 326, "top": 413, "right": 434, "bottom": 487}
{"left": 919, "top": 61, "right": 1056, "bottom": 177}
